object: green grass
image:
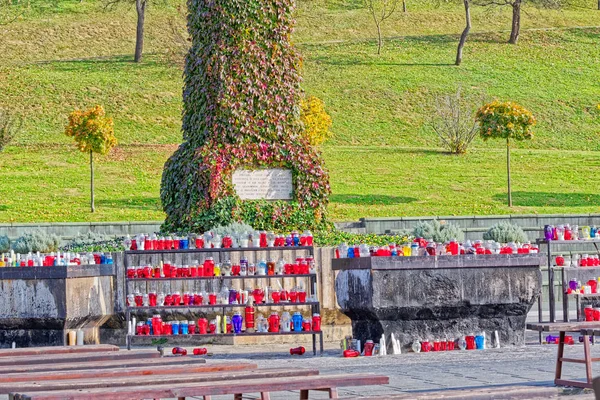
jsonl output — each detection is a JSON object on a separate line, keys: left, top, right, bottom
{"left": 1, "top": 0, "right": 600, "bottom": 223}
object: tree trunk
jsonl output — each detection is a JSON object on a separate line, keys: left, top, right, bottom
{"left": 506, "top": 138, "right": 512, "bottom": 207}
{"left": 402, "top": 0, "right": 407, "bottom": 13}
{"left": 376, "top": 22, "right": 382, "bottom": 54}
{"left": 134, "top": 0, "right": 146, "bottom": 62}
{"left": 90, "top": 150, "right": 95, "bottom": 213}
{"left": 509, "top": 0, "right": 521, "bottom": 44}
{"left": 455, "top": 0, "right": 471, "bottom": 66}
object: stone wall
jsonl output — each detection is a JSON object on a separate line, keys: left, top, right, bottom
{"left": 334, "top": 255, "right": 542, "bottom": 351}
{"left": 0, "top": 265, "right": 116, "bottom": 348}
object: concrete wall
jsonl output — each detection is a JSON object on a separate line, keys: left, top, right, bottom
{"left": 362, "top": 214, "right": 600, "bottom": 241}
{"left": 3, "top": 213, "right": 599, "bottom": 242}
{"left": 0, "top": 222, "right": 162, "bottom": 241}
{"left": 0, "top": 221, "right": 363, "bottom": 240}
{"left": 0, "top": 266, "right": 116, "bottom": 348}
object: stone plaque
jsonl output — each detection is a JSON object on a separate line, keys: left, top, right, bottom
{"left": 232, "top": 169, "right": 293, "bottom": 200}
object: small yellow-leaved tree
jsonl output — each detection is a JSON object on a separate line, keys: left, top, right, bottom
{"left": 65, "top": 105, "right": 117, "bottom": 212}
{"left": 300, "top": 95, "right": 333, "bottom": 146}
{"left": 476, "top": 100, "right": 535, "bottom": 207}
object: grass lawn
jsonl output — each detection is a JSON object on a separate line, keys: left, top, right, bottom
{"left": 0, "top": 0, "right": 599, "bottom": 223}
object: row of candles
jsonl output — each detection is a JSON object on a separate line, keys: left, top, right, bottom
{"left": 544, "top": 224, "right": 599, "bottom": 241}
{"left": 413, "top": 335, "right": 486, "bottom": 352}
{"left": 336, "top": 239, "right": 540, "bottom": 258}
{"left": 555, "top": 254, "right": 600, "bottom": 268}
{"left": 131, "top": 312, "right": 322, "bottom": 335}
{"left": 567, "top": 277, "right": 600, "bottom": 295}
{"left": 0, "top": 251, "right": 113, "bottom": 267}
{"left": 127, "top": 286, "right": 312, "bottom": 307}
{"left": 127, "top": 257, "right": 315, "bottom": 279}
{"left": 124, "top": 230, "right": 314, "bottom": 251}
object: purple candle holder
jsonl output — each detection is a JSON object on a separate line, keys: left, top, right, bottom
{"left": 232, "top": 313, "right": 243, "bottom": 334}
{"left": 229, "top": 289, "right": 238, "bottom": 304}
{"left": 544, "top": 225, "right": 554, "bottom": 241}
{"left": 569, "top": 279, "right": 578, "bottom": 291}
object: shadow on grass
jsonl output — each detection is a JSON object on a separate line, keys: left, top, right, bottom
{"left": 492, "top": 192, "right": 600, "bottom": 207}
{"left": 0, "top": 205, "right": 7, "bottom": 212}
{"left": 36, "top": 54, "right": 165, "bottom": 70}
{"left": 323, "top": 0, "right": 363, "bottom": 10}
{"left": 330, "top": 194, "right": 417, "bottom": 205}
{"left": 95, "top": 197, "right": 161, "bottom": 211}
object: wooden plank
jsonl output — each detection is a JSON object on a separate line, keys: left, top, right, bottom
{"left": 337, "top": 385, "right": 585, "bottom": 399}
{"left": 0, "top": 356, "right": 205, "bottom": 374}
{"left": 0, "top": 362, "right": 258, "bottom": 384}
{"left": 12, "top": 373, "right": 389, "bottom": 400}
{"left": 0, "top": 350, "right": 159, "bottom": 366}
{"left": 0, "top": 345, "right": 119, "bottom": 358}
{"left": 555, "top": 331, "right": 565, "bottom": 381}
{"left": 583, "top": 334, "right": 593, "bottom": 384}
{"left": 554, "top": 378, "right": 593, "bottom": 389}
{"left": 581, "top": 328, "right": 600, "bottom": 335}
{"left": 527, "top": 321, "right": 600, "bottom": 332}
{"left": 2, "top": 368, "right": 318, "bottom": 394}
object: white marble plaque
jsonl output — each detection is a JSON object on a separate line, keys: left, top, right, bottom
{"left": 232, "top": 169, "right": 293, "bottom": 200}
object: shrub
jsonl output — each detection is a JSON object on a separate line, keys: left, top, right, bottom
{"left": 412, "top": 220, "right": 464, "bottom": 242}
{"left": 11, "top": 230, "right": 60, "bottom": 253}
{"left": 0, "top": 235, "right": 10, "bottom": 252}
{"left": 430, "top": 89, "right": 478, "bottom": 154}
{"left": 313, "top": 230, "right": 411, "bottom": 247}
{"left": 62, "top": 231, "right": 124, "bottom": 253}
{"left": 0, "top": 108, "right": 21, "bottom": 152}
{"left": 211, "top": 222, "right": 256, "bottom": 236}
{"left": 483, "top": 221, "right": 528, "bottom": 243}
{"left": 300, "top": 96, "right": 333, "bottom": 146}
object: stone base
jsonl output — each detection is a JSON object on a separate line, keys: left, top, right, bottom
{"left": 0, "top": 326, "right": 103, "bottom": 348}
{"left": 334, "top": 255, "right": 542, "bottom": 352}
{"left": 351, "top": 315, "right": 527, "bottom": 352}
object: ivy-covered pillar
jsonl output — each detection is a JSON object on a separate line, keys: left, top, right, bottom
{"left": 160, "top": 0, "right": 330, "bottom": 232}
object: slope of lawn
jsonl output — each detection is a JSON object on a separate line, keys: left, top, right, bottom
{"left": 0, "top": 0, "right": 599, "bottom": 222}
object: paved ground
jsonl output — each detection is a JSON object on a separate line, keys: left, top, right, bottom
{"left": 173, "top": 338, "right": 597, "bottom": 399}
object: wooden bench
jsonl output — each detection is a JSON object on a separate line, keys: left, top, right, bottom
{"left": 338, "top": 385, "right": 586, "bottom": 399}
{"left": 0, "top": 355, "right": 206, "bottom": 374}
{"left": 527, "top": 321, "right": 600, "bottom": 388}
{"left": 0, "top": 349, "right": 160, "bottom": 366}
{"left": 5, "top": 367, "right": 318, "bottom": 395}
{"left": 0, "top": 361, "right": 255, "bottom": 384}
{"left": 0, "top": 345, "right": 119, "bottom": 357}
{"left": 10, "top": 373, "right": 388, "bottom": 400}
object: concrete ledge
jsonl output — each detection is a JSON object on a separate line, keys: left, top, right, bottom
{"left": 0, "top": 265, "right": 115, "bottom": 280}
{"left": 332, "top": 254, "right": 542, "bottom": 271}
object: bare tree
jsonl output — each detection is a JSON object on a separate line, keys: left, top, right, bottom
{"left": 134, "top": 0, "right": 147, "bottom": 62}
{"left": 474, "top": 0, "right": 560, "bottom": 44}
{"left": 104, "top": 0, "right": 148, "bottom": 62}
{"left": 455, "top": 0, "right": 472, "bottom": 65}
{"left": 402, "top": 0, "right": 407, "bottom": 12}
{"left": 364, "top": 0, "right": 400, "bottom": 54}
